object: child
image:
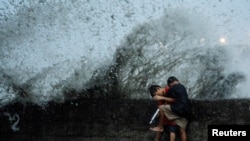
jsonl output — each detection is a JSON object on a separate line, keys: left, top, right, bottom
{"left": 150, "top": 85, "right": 179, "bottom": 141}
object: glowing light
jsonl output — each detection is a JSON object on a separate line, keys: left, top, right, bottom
{"left": 219, "top": 37, "right": 226, "bottom": 43}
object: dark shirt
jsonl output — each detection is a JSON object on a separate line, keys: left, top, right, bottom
{"left": 166, "top": 83, "right": 192, "bottom": 118}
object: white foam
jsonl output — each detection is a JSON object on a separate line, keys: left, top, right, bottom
{"left": 0, "top": 0, "right": 250, "bottom": 106}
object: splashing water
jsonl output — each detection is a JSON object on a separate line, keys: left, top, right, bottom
{"left": 113, "top": 10, "right": 247, "bottom": 100}
{"left": 0, "top": 0, "right": 250, "bottom": 107}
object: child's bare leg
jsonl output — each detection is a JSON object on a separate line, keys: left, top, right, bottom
{"left": 169, "top": 132, "right": 176, "bottom": 141}
{"left": 150, "top": 108, "right": 164, "bottom": 132}
{"left": 179, "top": 128, "right": 187, "bottom": 141}
{"left": 155, "top": 132, "right": 162, "bottom": 141}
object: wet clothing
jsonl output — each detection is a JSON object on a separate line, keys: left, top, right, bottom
{"left": 160, "top": 104, "right": 188, "bottom": 130}
{"left": 165, "top": 124, "right": 179, "bottom": 133}
{"left": 158, "top": 87, "right": 178, "bottom": 132}
{"left": 166, "top": 83, "right": 192, "bottom": 119}
{"left": 160, "top": 83, "right": 192, "bottom": 130}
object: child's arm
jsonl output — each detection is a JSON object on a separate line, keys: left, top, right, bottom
{"left": 153, "top": 95, "right": 175, "bottom": 103}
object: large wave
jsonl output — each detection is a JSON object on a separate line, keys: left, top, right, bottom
{"left": 0, "top": 0, "right": 249, "bottom": 107}
{"left": 108, "top": 10, "right": 247, "bottom": 100}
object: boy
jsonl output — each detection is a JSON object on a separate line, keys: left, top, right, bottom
{"left": 149, "top": 85, "right": 179, "bottom": 141}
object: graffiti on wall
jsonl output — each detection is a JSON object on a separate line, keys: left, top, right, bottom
{"left": 3, "top": 112, "right": 20, "bottom": 131}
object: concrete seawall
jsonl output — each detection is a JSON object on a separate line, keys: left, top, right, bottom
{"left": 0, "top": 99, "right": 250, "bottom": 141}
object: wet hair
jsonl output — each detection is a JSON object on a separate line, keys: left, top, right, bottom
{"left": 148, "top": 85, "right": 161, "bottom": 97}
{"left": 167, "top": 76, "right": 178, "bottom": 86}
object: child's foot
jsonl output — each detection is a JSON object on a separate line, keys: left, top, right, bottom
{"left": 150, "top": 126, "right": 164, "bottom": 132}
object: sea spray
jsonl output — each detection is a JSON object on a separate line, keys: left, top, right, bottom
{"left": 0, "top": 0, "right": 249, "bottom": 107}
